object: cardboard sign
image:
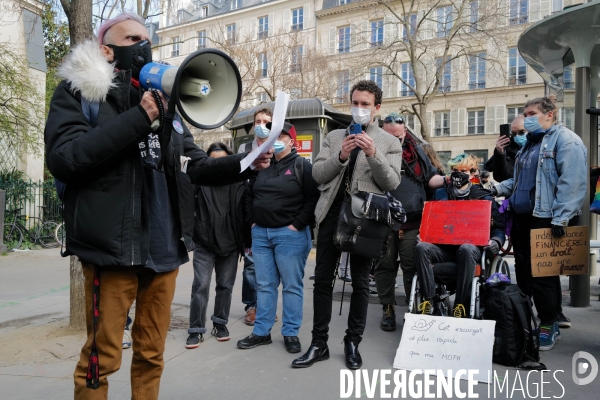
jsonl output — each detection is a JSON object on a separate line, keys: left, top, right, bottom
{"left": 394, "top": 314, "right": 495, "bottom": 383}
{"left": 420, "top": 200, "right": 491, "bottom": 246}
{"left": 295, "top": 134, "right": 313, "bottom": 152}
{"left": 530, "top": 226, "right": 589, "bottom": 277}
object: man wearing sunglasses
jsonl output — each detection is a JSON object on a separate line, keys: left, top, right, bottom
{"left": 483, "top": 115, "right": 526, "bottom": 182}
{"left": 375, "top": 113, "right": 444, "bottom": 331}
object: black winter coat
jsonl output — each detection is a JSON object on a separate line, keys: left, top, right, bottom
{"left": 45, "top": 68, "right": 254, "bottom": 267}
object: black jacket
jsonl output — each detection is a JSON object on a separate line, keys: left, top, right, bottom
{"left": 484, "top": 142, "right": 520, "bottom": 182}
{"left": 45, "top": 43, "right": 254, "bottom": 267}
{"left": 193, "top": 182, "right": 245, "bottom": 257}
{"left": 246, "top": 150, "right": 319, "bottom": 230}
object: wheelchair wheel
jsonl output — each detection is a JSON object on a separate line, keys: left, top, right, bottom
{"left": 491, "top": 256, "right": 511, "bottom": 281}
{"left": 499, "top": 235, "right": 513, "bottom": 256}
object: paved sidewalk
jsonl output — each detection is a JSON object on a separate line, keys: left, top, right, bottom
{"left": 0, "top": 249, "right": 599, "bottom": 399}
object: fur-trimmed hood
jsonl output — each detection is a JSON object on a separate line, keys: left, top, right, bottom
{"left": 58, "top": 39, "right": 117, "bottom": 103}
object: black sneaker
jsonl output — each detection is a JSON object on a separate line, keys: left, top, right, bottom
{"left": 557, "top": 312, "right": 571, "bottom": 328}
{"left": 211, "top": 323, "right": 230, "bottom": 342}
{"left": 185, "top": 333, "right": 203, "bottom": 349}
{"left": 237, "top": 333, "right": 272, "bottom": 349}
{"left": 380, "top": 304, "right": 396, "bottom": 331}
{"left": 284, "top": 336, "right": 302, "bottom": 353}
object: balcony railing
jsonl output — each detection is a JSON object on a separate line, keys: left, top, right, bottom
{"left": 508, "top": 77, "right": 527, "bottom": 85}
{"left": 258, "top": 30, "right": 269, "bottom": 39}
{"left": 509, "top": 16, "right": 528, "bottom": 25}
{"left": 291, "top": 23, "right": 303, "bottom": 31}
{"left": 289, "top": 63, "right": 301, "bottom": 73}
{"left": 256, "top": 69, "right": 268, "bottom": 79}
{"left": 468, "top": 82, "right": 486, "bottom": 90}
{"left": 434, "top": 128, "right": 450, "bottom": 137}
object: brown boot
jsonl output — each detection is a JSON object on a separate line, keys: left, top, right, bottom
{"left": 244, "top": 307, "right": 256, "bottom": 325}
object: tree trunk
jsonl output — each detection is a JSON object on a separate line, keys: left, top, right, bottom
{"left": 419, "top": 103, "right": 430, "bottom": 142}
{"left": 64, "top": 0, "right": 93, "bottom": 46}
{"left": 69, "top": 255, "right": 86, "bottom": 330}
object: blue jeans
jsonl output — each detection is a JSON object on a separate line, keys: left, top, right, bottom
{"left": 252, "top": 225, "right": 312, "bottom": 337}
{"left": 242, "top": 254, "right": 257, "bottom": 310}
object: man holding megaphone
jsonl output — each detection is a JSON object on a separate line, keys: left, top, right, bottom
{"left": 45, "top": 12, "right": 271, "bottom": 400}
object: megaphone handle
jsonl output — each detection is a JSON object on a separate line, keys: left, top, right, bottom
{"left": 150, "top": 89, "right": 165, "bottom": 131}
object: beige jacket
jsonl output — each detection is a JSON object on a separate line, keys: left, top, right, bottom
{"left": 312, "top": 120, "right": 402, "bottom": 225}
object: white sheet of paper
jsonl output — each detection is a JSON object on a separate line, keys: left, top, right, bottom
{"left": 393, "top": 313, "right": 496, "bottom": 383}
{"left": 240, "top": 90, "right": 289, "bottom": 172}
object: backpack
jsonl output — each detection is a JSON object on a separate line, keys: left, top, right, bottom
{"left": 54, "top": 98, "right": 99, "bottom": 202}
{"left": 483, "top": 284, "right": 546, "bottom": 369}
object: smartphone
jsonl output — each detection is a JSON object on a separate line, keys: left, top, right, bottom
{"left": 499, "top": 124, "right": 510, "bottom": 139}
{"left": 349, "top": 123, "right": 362, "bottom": 135}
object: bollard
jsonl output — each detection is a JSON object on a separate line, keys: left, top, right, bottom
{"left": 0, "top": 189, "right": 6, "bottom": 253}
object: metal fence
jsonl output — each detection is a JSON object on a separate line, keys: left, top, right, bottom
{"left": 0, "top": 178, "right": 62, "bottom": 225}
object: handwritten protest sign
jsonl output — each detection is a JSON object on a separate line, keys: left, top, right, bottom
{"left": 394, "top": 314, "right": 495, "bottom": 383}
{"left": 420, "top": 200, "right": 491, "bottom": 246}
{"left": 530, "top": 226, "right": 589, "bottom": 277}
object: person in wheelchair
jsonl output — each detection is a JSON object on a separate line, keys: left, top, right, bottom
{"left": 414, "top": 154, "right": 505, "bottom": 318}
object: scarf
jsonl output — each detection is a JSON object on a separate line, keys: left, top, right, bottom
{"left": 401, "top": 135, "right": 423, "bottom": 179}
{"left": 446, "top": 182, "right": 472, "bottom": 199}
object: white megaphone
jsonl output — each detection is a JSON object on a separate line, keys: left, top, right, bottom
{"left": 139, "top": 49, "right": 242, "bottom": 130}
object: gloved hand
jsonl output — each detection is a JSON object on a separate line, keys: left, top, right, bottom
{"left": 489, "top": 186, "right": 498, "bottom": 196}
{"left": 484, "top": 239, "right": 500, "bottom": 255}
{"left": 552, "top": 224, "right": 566, "bottom": 239}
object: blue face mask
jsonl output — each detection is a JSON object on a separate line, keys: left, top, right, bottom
{"left": 524, "top": 116, "right": 544, "bottom": 134}
{"left": 254, "top": 124, "right": 270, "bottom": 138}
{"left": 513, "top": 134, "right": 527, "bottom": 147}
{"left": 273, "top": 140, "right": 286, "bottom": 154}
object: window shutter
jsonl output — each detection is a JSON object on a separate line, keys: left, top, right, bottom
{"left": 269, "top": 13, "right": 275, "bottom": 33}
{"left": 414, "top": 114, "right": 422, "bottom": 137}
{"left": 362, "top": 21, "right": 370, "bottom": 50}
{"left": 329, "top": 27, "right": 336, "bottom": 55}
{"left": 450, "top": 109, "right": 459, "bottom": 136}
{"left": 458, "top": 108, "right": 467, "bottom": 136}
{"left": 384, "top": 17, "right": 392, "bottom": 46}
{"left": 452, "top": 57, "right": 461, "bottom": 92}
{"left": 495, "top": 105, "right": 506, "bottom": 133}
{"left": 304, "top": 4, "right": 311, "bottom": 29}
{"left": 252, "top": 18, "right": 258, "bottom": 40}
{"left": 423, "top": 11, "right": 434, "bottom": 40}
{"left": 283, "top": 9, "right": 290, "bottom": 32}
{"left": 530, "top": 0, "right": 541, "bottom": 22}
{"left": 540, "top": 0, "right": 550, "bottom": 19}
{"left": 351, "top": 24, "right": 358, "bottom": 51}
{"left": 497, "top": 0, "right": 508, "bottom": 27}
{"left": 427, "top": 111, "right": 434, "bottom": 137}
{"left": 485, "top": 106, "right": 496, "bottom": 134}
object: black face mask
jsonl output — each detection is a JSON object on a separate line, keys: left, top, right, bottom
{"left": 450, "top": 171, "right": 470, "bottom": 188}
{"left": 107, "top": 40, "right": 152, "bottom": 79}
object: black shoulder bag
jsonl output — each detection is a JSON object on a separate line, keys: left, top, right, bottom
{"left": 333, "top": 152, "right": 394, "bottom": 259}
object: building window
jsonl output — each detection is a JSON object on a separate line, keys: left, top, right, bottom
{"left": 370, "top": 66, "right": 383, "bottom": 89}
{"left": 171, "top": 37, "right": 180, "bottom": 57}
{"left": 290, "top": 45, "right": 303, "bottom": 73}
{"left": 226, "top": 23, "right": 236, "bottom": 45}
{"left": 201, "top": 6, "right": 208, "bottom": 17}
{"left": 258, "top": 16, "right": 269, "bottom": 39}
{"left": 435, "top": 111, "right": 450, "bottom": 136}
{"left": 563, "top": 65, "right": 574, "bottom": 89}
{"left": 231, "top": 0, "right": 240, "bottom": 10}
{"left": 467, "top": 110, "right": 485, "bottom": 134}
{"left": 509, "top": 0, "right": 528, "bottom": 25}
{"left": 552, "top": 0, "right": 563, "bottom": 13}
{"left": 403, "top": 13, "right": 417, "bottom": 41}
{"left": 508, "top": 47, "right": 527, "bottom": 85}
{"left": 257, "top": 52, "right": 268, "bottom": 78}
{"left": 437, "top": 6, "right": 454, "bottom": 38}
{"left": 335, "top": 70, "right": 350, "bottom": 104}
{"left": 465, "top": 149, "right": 488, "bottom": 171}
{"left": 194, "top": 2, "right": 200, "bottom": 11}
{"left": 468, "top": 53, "right": 486, "bottom": 89}
{"left": 562, "top": 108, "right": 574, "bottom": 130}
{"left": 436, "top": 57, "right": 451, "bottom": 93}
{"left": 290, "top": 88, "right": 302, "bottom": 100}
{"left": 292, "top": 7, "right": 304, "bottom": 31}
{"left": 405, "top": 114, "right": 415, "bottom": 132}
{"left": 470, "top": 1, "right": 478, "bottom": 32}
{"left": 339, "top": 0, "right": 349, "bottom": 5}
{"left": 437, "top": 151, "right": 451, "bottom": 172}
{"left": 371, "top": 20, "right": 383, "bottom": 47}
{"left": 400, "top": 63, "right": 415, "bottom": 96}
{"left": 507, "top": 106, "right": 524, "bottom": 124}
{"left": 257, "top": 92, "right": 268, "bottom": 103}
{"left": 338, "top": 26, "right": 351, "bottom": 53}
{"left": 197, "top": 30, "right": 207, "bottom": 49}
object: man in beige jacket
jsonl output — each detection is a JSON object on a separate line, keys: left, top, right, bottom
{"left": 292, "top": 80, "right": 402, "bottom": 370}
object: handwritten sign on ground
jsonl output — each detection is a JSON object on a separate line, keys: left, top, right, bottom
{"left": 530, "top": 226, "right": 589, "bottom": 277}
{"left": 420, "top": 200, "right": 491, "bottom": 246}
{"left": 393, "top": 314, "right": 495, "bottom": 383}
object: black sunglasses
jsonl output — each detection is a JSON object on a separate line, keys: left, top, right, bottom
{"left": 384, "top": 116, "right": 404, "bottom": 124}
{"left": 511, "top": 130, "right": 527, "bottom": 136}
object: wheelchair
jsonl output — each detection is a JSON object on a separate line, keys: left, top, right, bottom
{"left": 407, "top": 248, "right": 510, "bottom": 319}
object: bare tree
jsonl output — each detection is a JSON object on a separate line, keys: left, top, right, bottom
{"left": 348, "top": 0, "right": 508, "bottom": 140}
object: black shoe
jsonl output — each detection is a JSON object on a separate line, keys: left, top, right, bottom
{"left": 185, "top": 333, "right": 204, "bottom": 349}
{"left": 557, "top": 312, "right": 571, "bottom": 328}
{"left": 284, "top": 336, "right": 302, "bottom": 353}
{"left": 291, "top": 340, "right": 330, "bottom": 368}
{"left": 211, "top": 323, "right": 230, "bottom": 342}
{"left": 237, "top": 333, "right": 272, "bottom": 349}
{"left": 344, "top": 338, "right": 362, "bottom": 369}
{"left": 380, "top": 304, "right": 396, "bottom": 331}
